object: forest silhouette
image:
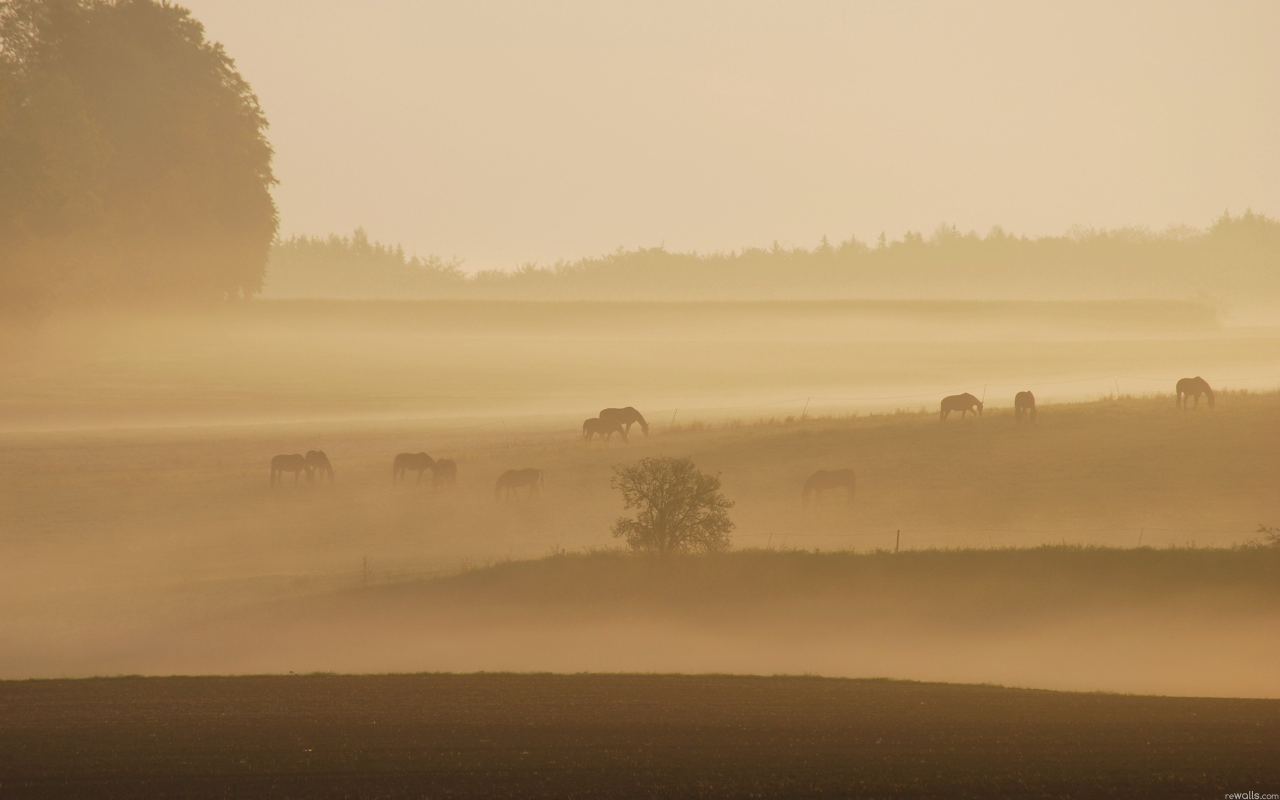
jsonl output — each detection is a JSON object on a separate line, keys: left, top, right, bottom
{"left": 0, "top": 0, "right": 276, "bottom": 314}
{"left": 266, "top": 213, "right": 1280, "bottom": 302}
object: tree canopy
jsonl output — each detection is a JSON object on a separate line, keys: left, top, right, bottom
{"left": 610, "top": 457, "right": 734, "bottom": 556}
{"left": 0, "top": 0, "right": 276, "bottom": 312}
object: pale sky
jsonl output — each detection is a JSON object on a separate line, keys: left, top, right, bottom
{"left": 184, "top": 1, "right": 1280, "bottom": 269}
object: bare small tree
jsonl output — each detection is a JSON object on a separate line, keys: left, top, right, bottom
{"left": 610, "top": 457, "right": 734, "bottom": 555}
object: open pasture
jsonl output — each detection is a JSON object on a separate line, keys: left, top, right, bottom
{"left": 1, "top": 299, "right": 1277, "bottom": 685}
{"left": 0, "top": 389, "right": 1276, "bottom": 686}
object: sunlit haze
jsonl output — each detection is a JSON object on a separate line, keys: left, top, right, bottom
{"left": 183, "top": 0, "right": 1280, "bottom": 267}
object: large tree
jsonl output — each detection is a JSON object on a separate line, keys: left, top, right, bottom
{"left": 0, "top": 0, "right": 276, "bottom": 311}
{"left": 611, "top": 457, "right": 735, "bottom": 556}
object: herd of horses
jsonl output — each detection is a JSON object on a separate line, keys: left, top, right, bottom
{"left": 938, "top": 376, "right": 1214, "bottom": 422}
{"left": 268, "top": 378, "right": 1216, "bottom": 503}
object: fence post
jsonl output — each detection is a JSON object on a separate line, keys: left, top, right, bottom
{"left": 1138, "top": 527, "right": 1144, "bottom": 547}
{"left": 895, "top": 530, "right": 900, "bottom": 553}
{"left": 670, "top": 409, "right": 678, "bottom": 428}
{"left": 802, "top": 397, "right": 811, "bottom": 418}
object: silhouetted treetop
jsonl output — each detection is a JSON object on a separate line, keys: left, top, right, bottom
{"left": 1, "top": 0, "right": 276, "bottom": 311}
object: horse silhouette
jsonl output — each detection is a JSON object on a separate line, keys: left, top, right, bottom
{"left": 583, "top": 417, "right": 628, "bottom": 443}
{"left": 305, "top": 450, "right": 334, "bottom": 483}
{"left": 270, "top": 454, "right": 311, "bottom": 486}
{"left": 393, "top": 452, "right": 435, "bottom": 485}
{"left": 600, "top": 407, "right": 649, "bottom": 437}
{"left": 495, "top": 468, "right": 543, "bottom": 501}
{"left": 1176, "top": 376, "right": 1215, "bottom": 409}
{"left": 802, "top": 469, "right": 856, "bottom": 507}
{"left": 1014, "top": 391, "right": 1036, "bottom": 423}
{"left": 432, "top": 459, "right": 458, "bottom": 489}
{"left": 940, "top": 393, "right": 983, "bottom": 422}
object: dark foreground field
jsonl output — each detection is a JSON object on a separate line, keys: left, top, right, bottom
{"left": 2, "top": 674, "right": 1277, "bottom": 799}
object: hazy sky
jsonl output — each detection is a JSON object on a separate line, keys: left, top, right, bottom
{"left": 184, "top": 1, "right": 1279, "bottom": 269}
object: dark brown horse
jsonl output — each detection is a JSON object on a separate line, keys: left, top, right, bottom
{"left": 1176, "top": 376, "right": 1214, "bottom": 409}
{"left": 431, "top": 459, "right": 458, "bottom": 489}
{"left": 583, "top": 417, "right": 628, "bottom": 443}
{"left": 495, "top": 468, "right": 543, "bottom": 501}
{"left": 393, "top": 452, "right": 435, "bottom": 485}
{"left": 270, "top": 454, "right": 311, "bottom": 486}
{"left": 1014, "top": 391, "right": 1036, "bottom": 423}
{"left": 802, "top": 469, "right": 855, "bottom": 506}
{"left": 940, "top": 393, "right": 983, "bottom": 422}
{"left": 305, "top": 450, "right": 334, "bottom": 483}
{"left": 600, "top": 407, "right": 649, "bottom": 437}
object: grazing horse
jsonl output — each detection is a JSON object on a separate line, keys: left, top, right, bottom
{"left": 1014, "top": 391, "right": 1036, "bottom": 423}
{"left": 270, "top": 454, "right": 311, "bottom": 486}
{"left": 940, "top": 393, "right": 983, "bottom": 422}
{"left": 432, "top": 459, "right": 458, "bottom": 489}
{"left": 583, "top": 417, "right": 628, "bottom": 443}
{"left": 802, "top": 469, "right": 856, "bottom": 507}
{"left": 393, "top": 452, "right": 435, "bottom": 485}
{"left": 495, "top": 468, "right": 543, "bottom": 501}
{"left": 306, "top": 450, "right": 334, "bottom": 483}
{"left": 1176, "top": 376, "right": 1215, "bottom": 409}
{"left": 600, "top": 407, "right": 649, "bottom": 437}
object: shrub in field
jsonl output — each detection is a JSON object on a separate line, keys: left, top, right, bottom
{"left": 610, "top": 457, "right": 734, "bottom": 556}
{"left": 1255, "top": 525, "right": 1280, "bottom": 548}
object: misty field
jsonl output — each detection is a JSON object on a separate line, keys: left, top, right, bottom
{"left": 1, "top": 298, "right": 1276, "bottom": 428}
{"left": 1, "top": 300, "right": 1278, "bottom": 689}
{"left": 0, "top": 379, "right": 1277, "bottom": 690}
{"left": 3, "top": 673, "right": 1277, "bottom": 799}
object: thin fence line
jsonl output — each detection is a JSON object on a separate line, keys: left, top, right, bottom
{"left": 735, "top": 527, "right": 1256, "bottom": 539}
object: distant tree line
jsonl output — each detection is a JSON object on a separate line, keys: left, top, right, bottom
{"left": 264, "top": 212, "right": 1280, "bottom": 302}
{"left": 0, "top": 0, "right": 276, "bottom": 315}
{"left": 266, "top": 229, "right": 464, "bottom": 300}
